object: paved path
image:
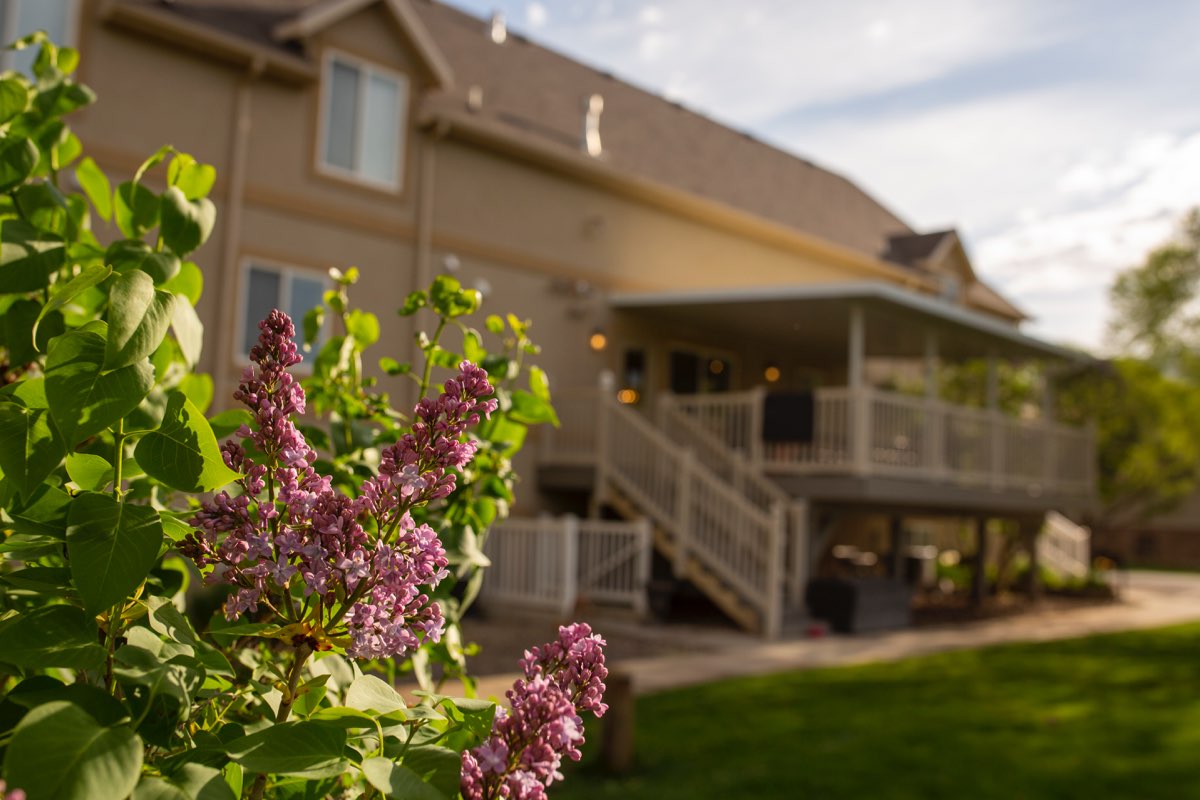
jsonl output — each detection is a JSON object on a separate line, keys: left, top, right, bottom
{"left": 459, "top": 571, "right": 1200, "bottom": 701}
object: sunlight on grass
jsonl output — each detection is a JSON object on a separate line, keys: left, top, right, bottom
{"left": 559, "top": 623, "right": 1200, "bottom": 800}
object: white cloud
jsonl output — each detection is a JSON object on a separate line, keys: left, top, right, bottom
{"left": 638, "top": 5, "right": 664, "bottom": 26}
{"left": 525, "top": 1, "right": 547, "bottom": 28}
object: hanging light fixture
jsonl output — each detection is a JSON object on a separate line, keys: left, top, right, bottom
{"left": 764, "top": 363, "right": 781, "bottom": 383}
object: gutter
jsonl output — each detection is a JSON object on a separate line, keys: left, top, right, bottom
{"left": 98, "top": 0, "right": 317, "bottom": 84}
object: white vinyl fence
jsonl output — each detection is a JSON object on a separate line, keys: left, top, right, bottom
{"left": 482, "top": 516, "right": 652, "bottom": 615}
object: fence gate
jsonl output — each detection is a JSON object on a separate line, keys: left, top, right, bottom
{"left": 483, "top": 516, "right": 651, "bottom": 614}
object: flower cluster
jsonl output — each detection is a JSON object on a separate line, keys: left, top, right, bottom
{"left": 360, "top": 362, "right": 498, "bottom": 527}
{"left": 0, "top": 781, "right": 23, "bottom": 800}
{"left": 461, "top": 623, "right": 608, "bottom": 800}
{"left": 180, "top": 310, "right": 490, "bottom": 659}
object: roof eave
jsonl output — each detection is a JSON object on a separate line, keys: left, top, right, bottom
{"left": 99, "top": 0, "right": 317, "bottom": 84}
{"left": 422, "top": 107, "right": 937, "bottom": 293}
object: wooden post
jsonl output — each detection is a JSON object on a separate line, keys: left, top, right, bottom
{"left": 589, "top": 390, "right": 610, "bottom": 519}
{"left": 787, "top": 499, "right": 811, "bottom": 609}
{"left": 1023, "top": 518, "right": 1043, "bottom": 600}
{"left": 764, "top": 501, "right": 786, "bottom": 639}
{"left": 986, "top": 353, "right": 1004, "bottom": 490}
{"left": 749, "top": 385, "right": 767, "bottom": 468}
{"left": 848, "top": 304, "right": 869, "bottom": 474}
{"left": 634, "top": 517, "right": 652, "bottom": 616}
{"left": 600, "top": 670, "right": 635, "bottom": 774}
{"left": 561, "top": 515, "right": 579, "bottom": 617}
{"left": 971, "top": 517, "right": 988, "bottom": 607}
{"left": 889, "top": 515, "right": 905, "bottom": 581}
{"left": 924, "top": 329, "right": 944, "bottom": 477}
{"left": 673, "top": 449, "right": 693, "bottom": 578}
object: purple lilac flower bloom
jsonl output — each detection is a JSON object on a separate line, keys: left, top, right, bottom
{"left": 0, "top": 780, "right": 25, "bottom": 800}
{"left": 461, "top": 624, "right": 607, "bottom": 800}
{"left": 180, "top": 310, "right": 489, "bottom": 660}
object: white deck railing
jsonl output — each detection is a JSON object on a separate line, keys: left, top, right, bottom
{"left": 482, "top": 516, "right": 652, "bottom": 614}
{"left": 1039, "top": 511, "right": 1091, "bottom": 580}
{"left": 667, "top": 386, "right": 1095, "bottom": 495}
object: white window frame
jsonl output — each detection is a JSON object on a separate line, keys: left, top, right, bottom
{"left": 316, "top": 49, "right": 408, "bottom": 192}
{"left": 0, "top": 0, "right": 80, "bottom": 72}
{"left": 235, "top": 258, "right": 332, "bottom": 371}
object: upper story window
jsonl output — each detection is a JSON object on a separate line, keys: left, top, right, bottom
{"left": 239, "top": 261, "right": 329, "bottom": 360}
{"left": 319, "top": 51, "right": 408, "bottom": 190}
{"left": 0, "top": 0, "right": 77, "bottom": 74}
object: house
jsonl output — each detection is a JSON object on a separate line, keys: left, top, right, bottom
{"left": 40, "top": 0, "right": 1097, "bottom": 635}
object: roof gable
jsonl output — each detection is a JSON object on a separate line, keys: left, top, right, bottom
{"left": 273, "top": 0, "right": 453, "bottom": 87}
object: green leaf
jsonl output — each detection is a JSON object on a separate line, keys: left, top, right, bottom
{"left": 66, "top": 492, "right": 164, "bottom": 614}
{"left": 106, "top": 270, "right": 176, "bottom": 370}
{"left": 529, "top": 365, "right": 551, "bottom": 401}
{"left": 0, "top": 78, "right": 29, "bottom": 124}
{"left": 167, "top": 154, "right": 216, "bottom": 201}
{"left": 16, "top": 182, "right": 74, "bottom": 237}
{"left": 0, "top": 605, "right": 105, "bottom": 669}
{"left": 114, "top": 181, "right": 159, "bottom": 239}
{"left": 4, "top": 701, "right": 142, "bottom": 800}
{"left": 207, "top": 408, "right": 252, "bottom": 438}
{"left": 171, "top": 294, "right": 204, "bottom": 368}
{"left": 66, "top": 452, "right": 112, "bottom": 491}
{"left": 106, "top": 239, "right": 181, "bottom": 284}
{"left": 163, "top": 261, "right": 203, "bottom": 305}
{"left": 303, "top": 305, "right": 324, "bottom": 347}
{"left": 224, "top": 721, "right": 347, "bottom": 778}
{"left": 399, "top": 290, "right": 427, "bottom": 317}
{"left": 0, "top": 217, "right": 65, "bottom": 293}
{"left": 462, "top": 329, "right": 486, "bottom": 364}
{"left": 378, "top": 357, "right": 410, "bottom": 376}
{"left": 132, "top": 777, "right": 189, "bottom": 800}
{"left": 508, "top": 390, "right": 559, "bottom": 426}
{"left": 76, "top": 156, "right": 112, "bottom": 221}
{"left": 4, "top": 297, "right": 63, "bottom": 365}
{"left": 0, "top": 133, "right": 37, "bottom": 193}
{"left": 160, "top": 186, "right": 215, "bottom": 256}
{"left": 362, "top": 758, "right": 447, "bottom": 800}
{"left": 179, "top": 373, "right": 213, "bottom": 414}
{"left": 345, "top": 675, "right": 406, "bottom": 715}
{"left": 484, "top": 315, "right": 505, "bottom": 335}
{"left": 397, "top": 746, "right": 462, "bottom": 799}
{"left": 45, "top": 329, "right": 155, "bottom": 447}
{"left": 7, "top": 484, "right": 71, "bottom": 538}
{"left": 35, "top": 265, "right": 112, "bottom": 346}
{"left": 135, "top": 392, "right": 238, "bottom": 492}
{"left": 346, "top": 309, "right": 380, "bottom": 347}
{"left": 0, "top": 398, "right": 65, "bottom": 495}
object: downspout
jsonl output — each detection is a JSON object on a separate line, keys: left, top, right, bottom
{"left": 408, "top": 121, "right": 445, "bottom": 408}
{"left": 212, "top": 56, "right": 265, "bottom": 408}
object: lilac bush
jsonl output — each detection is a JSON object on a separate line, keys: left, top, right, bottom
{"left": 462, "top": 623, "right": 609, "bottom": 800}
{"left": 181, "top": 310, "right": 496, "bottom": 659}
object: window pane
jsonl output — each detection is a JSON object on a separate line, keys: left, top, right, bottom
{"left": 243, "top": 267, "right": 281, "bottom": 355}
{"left": 324, "top": 59, "right": 360, "bottom": 172}
{"left": 361, "top": 73, "right": 401, "bottom": 183}
{"left": 288, "top": 276, "right": 326, "bottom": 347}
{"left": 9, "top": 0, "right": 70, "bottom": 75}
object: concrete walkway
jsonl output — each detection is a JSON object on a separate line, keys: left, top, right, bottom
{"left": 462, "top": 571, "right": 1200, "bottom": 701}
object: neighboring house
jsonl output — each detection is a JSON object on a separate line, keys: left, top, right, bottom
{"left": 49, "top": 0, "right": 1096, "bottom": 635}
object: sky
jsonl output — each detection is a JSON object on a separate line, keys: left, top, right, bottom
{"left": 443, "top": 0, "right": 1200, "bottom": 353}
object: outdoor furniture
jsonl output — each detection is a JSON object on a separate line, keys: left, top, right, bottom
{"left": 805, "top": 577, "right": 913, "bottom": 633}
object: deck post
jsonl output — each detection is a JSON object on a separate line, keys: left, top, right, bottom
{"left": 561, "top": 514, "right": 580, "bottom": 617}
{"left": 889, "top": 515, "right": 906, "bottom": 580}
{"left": 971, "top": 516, "right": 989, "bottom": 607}
{"left": 635, "top": 517, "right": 652, "bottom": 616}
{"left": 924, "top": 329, "right": 944, "bottom": 477}
{"left": 764, "top": 501, "right": 786, "bottom": 639}
{"left": 986, "top": 352, "right": 1004, "bottom": 490}
{"left": 848, "top": 304, "right": 869, "bottom": 474}
{"left": 787, "top": 499, "right": 811, "bottom": 609}
{"left": 673, "top": 448, "right": 694, "bottom": 578}
{"left": 589, "top": 389, "right": 610, "bottom": 519}
{"left": 749, "top": 385, "right": 766, "bottom": 467}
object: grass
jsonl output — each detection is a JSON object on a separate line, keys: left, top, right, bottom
{"left": 557, "top": 623, "right": 1200, "bottom": 800}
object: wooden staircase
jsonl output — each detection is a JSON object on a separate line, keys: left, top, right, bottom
{"left": 589, "top": 394, "right": 788, "bottom": 637}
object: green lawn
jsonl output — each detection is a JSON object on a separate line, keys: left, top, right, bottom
{"left": 558, "top": 623, "right": 1200, "bottom": 799}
